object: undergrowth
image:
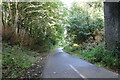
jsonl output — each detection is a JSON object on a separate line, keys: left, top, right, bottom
{"left": 2, "top": 43, "right": 40, "bottom": 78}
{"left": 64, "top": 42, "right": 119, "bottom": 72}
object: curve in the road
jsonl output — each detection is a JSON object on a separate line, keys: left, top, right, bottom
{"left": 43, "top": 48, "right": 118, "bottom": 78}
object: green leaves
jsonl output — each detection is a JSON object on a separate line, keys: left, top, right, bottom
{"left": 2, "top": 43, "right": 38, "bottom": 78}
{"left": 2, "top": 2, "right": 66, "bottom": 50}
{"left": 64, "top": 42, "right": 119, "bottom": 71}
{"left": 26, "top": 2, "right": 65, "bottom": 46}
{"left": 66, "top": 2, "right": 104, "bottom": 44}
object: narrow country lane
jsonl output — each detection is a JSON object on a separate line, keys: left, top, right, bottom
{"left": 43, "top": 48, "right": 119, "bottom": 79}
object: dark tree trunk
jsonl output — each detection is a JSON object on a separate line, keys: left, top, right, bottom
{"left": 104, "top": 2, "right": 120, "bottom": 51}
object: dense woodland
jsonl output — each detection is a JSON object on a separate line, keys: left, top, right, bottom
{"left": 2, "top": 2, "right": 66, "bottom": 52}
{"left": 2, "top": 1, "right": 119, "bottom": 78}
{"left": 2, "top": 1, "right": 105, "bottom": 50}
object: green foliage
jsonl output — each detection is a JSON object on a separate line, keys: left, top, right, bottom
{"left": 66, "top": 2, "right": 104, "bottom": 44}
{"left": 27, "top": 2, "right": 65, "bottom": 46}
{"left": 2, "top": 43, "right": 40, "bottom": 78}
{"left": 64, "top": 46, "right": 78, "bottom": 54}
{"left": 2, "top": 2, "right": 66, "bottom": 50}
{"left": 3, "top": 43, "right": 39, "bottom": 57}
{"left": 64, "top": 42, "right": 119, "bottom": 71}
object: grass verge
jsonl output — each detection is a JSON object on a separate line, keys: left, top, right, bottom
{"left": 64, "top": 42, "right": 119, "bottom": 73}
{"left": 2, "top": 43, "right": 40, "bottom": 78}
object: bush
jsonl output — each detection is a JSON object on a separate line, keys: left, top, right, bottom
{"left": 2, "top": 43, "right": 39, "bottom": 78}
{"left": 64, "top": 42, "right": 119, "bottom": 71}
{"left": 66, "top": 2, "right": 104, "bottom": 44}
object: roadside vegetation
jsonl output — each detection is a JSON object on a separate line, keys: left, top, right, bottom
{"left": 64, "top": 41, "right": 119, "bottom": 72}
{"left": 2, "top": 43, "right": 41, "bottom": 78}
{"left": 1, "top": 0, "right": 119, "bottom": 78}
{"left": 64, "top": 1, "right": 119, "bottom": 72}
{"left": 2, "top": 2, "right": 66, "bottom": 52}
{"left": 2, "top": 1, "right": 66, "bottom": 78}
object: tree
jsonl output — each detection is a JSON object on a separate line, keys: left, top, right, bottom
{"left": 2, "top": 1, "right": 66, "bottom": 51}
{"left": 66, "top": 1, "right": 104, "bottom": 44}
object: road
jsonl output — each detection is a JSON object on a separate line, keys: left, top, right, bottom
{"left": 43, "top": 48, "right": 119, "bottom": 79}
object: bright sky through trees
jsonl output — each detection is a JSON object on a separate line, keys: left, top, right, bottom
{"left": 61, "top": 0, "right": 74, "bottom": 8}
{"left": 61, "top": 0, "right": 101, "bottom": 8}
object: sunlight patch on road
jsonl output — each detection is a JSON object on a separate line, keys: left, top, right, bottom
{"left": 69, "top": 64, "right": 88, "bottom": 80}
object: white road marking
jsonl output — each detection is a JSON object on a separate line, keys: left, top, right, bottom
{"left": 69, "top": 64, "right": 88, "bottom": 80}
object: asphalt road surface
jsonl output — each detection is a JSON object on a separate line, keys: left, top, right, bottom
{"left": 43, "top": 48, "right": 119, "bottom": 79}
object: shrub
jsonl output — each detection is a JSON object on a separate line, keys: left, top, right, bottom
{"left": 66, "top": 2, "right": 104, "bottom": 44}
{"left": 64, "top": 42, "right": 119, "bottom": 71}
{"left": 2, "top": 43, "right": 39, "bottom": 78}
